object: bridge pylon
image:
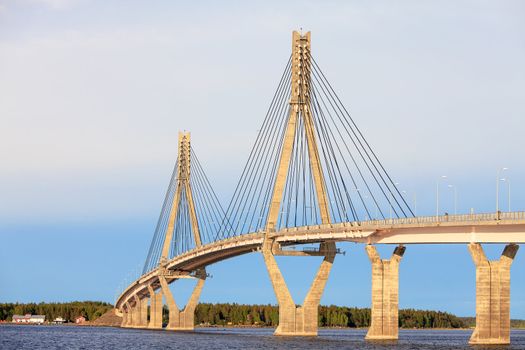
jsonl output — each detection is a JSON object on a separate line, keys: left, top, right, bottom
{"left": 120, "top": 131, "right": 208, "bottom": 331}
{"left": 160, "top": 131, "right": 202, "bottom": 262}
{"left": 262, "top": 30, "right": 337, "bottom": 336}
{"left": 156, "top": 132, "right": 207, "bottom": 331}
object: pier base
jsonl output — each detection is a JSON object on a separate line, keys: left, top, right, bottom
{"left": 262, "top": 238, "right": 336, "bottom": 336}
{"left": 469, "top": 243, "right": 519, "bottom": 345}
{"left": 365, "top": 245, "right": 405, "bottom": 340}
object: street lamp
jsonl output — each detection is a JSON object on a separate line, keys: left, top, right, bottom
{"left": 306, "top": 206, "right": 313, "bottom": 224}
{"left": 448, "top": 184, "right": 457, "bottom": 215}
{"left": 501, "top": 178, "right": 511, "bottom": 212}
{"left": 257, "top": 216, "right": 264, "bottom": 230}
{"left": 402, "top": 189, "right": 417, "bottom": 216}
{"left": 363, "top": 194, "right": 373, "bottom": 221}
{"left": 390, "top": 183, "right": 399, "bottom": 221}
{"left": 413, "top": 192, "right": 417, "bottom": 216}
{"left": 436, "top": 175, "right": 447, "bottom": 217}
{"left": 496, "top": 167, "right": 508, "bottom": 212}
{"left": 364, "top": 194, "right": 380, "bottom": 220}
{"left": 348, "top": 188, "right": 360, "bottom": 221}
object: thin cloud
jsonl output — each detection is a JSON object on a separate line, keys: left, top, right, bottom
{"left": 21, "top": 0, "right": 80, "bottom": 10}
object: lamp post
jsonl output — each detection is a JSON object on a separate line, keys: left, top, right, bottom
{"left": 496, "top": 167, "right": 508, "bottom": 213}
{"left": 363, "top": 194, "right": 372, "bottom": 221}
{"left": 448, "top": 184, "right": 457, "bottom": 215}
{"left": 413, "top": 192, "right": 417, "bottom": 216}
{"left": 390, "top": 183, "right": 399, "bottom": 221}
{"left": 501, "top": 178, "right": 511, "bottom": 212}
{"left": 306, "top": 206, "right": 313, "bottom": 224}
{"left": 402, "top": 189, "right": 417, "bottom": 216}
{"left": 350, "top": 188, "right": 360, "bottom": 222}
{"left": 436, "top": 175, "right": 447, "bottom": 218}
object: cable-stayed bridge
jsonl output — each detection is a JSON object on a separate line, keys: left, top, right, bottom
{"left": 115, "top": 31, "right": 524, "bottom": 345}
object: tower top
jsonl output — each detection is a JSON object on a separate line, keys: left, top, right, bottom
{"left": 290, "top": 30, "right": 311, "bottom": 105}
{"left": 292, "top": 30, "right": 310, "bottom": 51}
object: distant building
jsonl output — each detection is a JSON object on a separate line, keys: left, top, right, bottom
{"left": 52, "top": 317, "right": 66, "bottom": 324}
{"left": 75, "top": 316, "right": 86, "bottom": 324}
{"left": 12, "top": 314, "right": 46, "bottom": 324}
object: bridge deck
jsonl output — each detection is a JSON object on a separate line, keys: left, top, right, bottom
{"left": 116, "top": 211, "right": 525, "bottom": 309}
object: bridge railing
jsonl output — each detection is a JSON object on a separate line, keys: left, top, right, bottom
{"left": 360, "top": 211, "right": 525, "bottom": 227}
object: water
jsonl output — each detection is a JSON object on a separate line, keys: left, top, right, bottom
{"left": 1, "top": 325, "right": 525, "bottom": 349}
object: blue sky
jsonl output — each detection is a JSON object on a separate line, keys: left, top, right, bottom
{"left": 1, "top": 0, "right": 525, "bottom": 318}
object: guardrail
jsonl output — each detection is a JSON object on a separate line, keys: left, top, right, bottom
{"left": 360, "top": 211, "right": 525, "bottom": 227}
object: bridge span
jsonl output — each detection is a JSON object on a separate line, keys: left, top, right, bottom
{"left": 116, "top": 31, "right": 523, "bottom": 345}
{"left": 118, "top": 211, "right": 525, "bottom": 344}
{"left": 117, "top": 212, "right": 525, "bottom": 309}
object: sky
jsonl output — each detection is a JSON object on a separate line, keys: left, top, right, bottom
{"left": 1, "top": 0, "right": 525, "bottom": 318}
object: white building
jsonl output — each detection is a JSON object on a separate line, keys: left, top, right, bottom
{"left": 53, "top": 317, "right": 65, "bottom": 324}
{"left": 12, "top": 314, "right": 46, "bottom": 324}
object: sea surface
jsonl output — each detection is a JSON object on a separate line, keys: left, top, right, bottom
{"left": 1, "top": 325, "right": 525, "bottom": 349}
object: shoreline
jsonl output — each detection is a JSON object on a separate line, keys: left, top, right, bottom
{"left": 4, "top": 323, "right": 522, "bottom": 331}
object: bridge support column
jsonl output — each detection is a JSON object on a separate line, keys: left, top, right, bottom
{"left": 147, "top": 285, "right": 163, "bottom": 329}
{"left": 123, "top": 302, "right": 133, "bottom": 328}
{"left": 121, "top": 305, "right": 129, "bottom": 327}
{"left": 365, "top": 245, "right": 405, "bottom": 340}
{"left": 139, "top": 296, "right": 149, "bottom": 328}
{"left": 262, "top": 238, "right": 336, "bottom": 336}
{"left": 131, "top": 295, "right": 147, "bottom": 328}
{"left": 468, "top": 243, "right": 519, "bottom": 345}
{"left": 159, "top": 271, "right": 206, "bottom": 331}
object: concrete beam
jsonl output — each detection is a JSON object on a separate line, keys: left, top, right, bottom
{"left": 469, "top": 243, "right": 519, "bottom": 345}
{"left": 365, "top": 245, "right": 405, "bottom": 340}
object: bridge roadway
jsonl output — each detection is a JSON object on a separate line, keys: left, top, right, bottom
{"left": 116, "top": 211, "right": 525, "bottom": 310}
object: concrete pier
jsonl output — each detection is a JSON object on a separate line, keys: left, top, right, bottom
{"left": 262, "top": 238, "right": 336, "bottom": 336}
{"left": 468, "top": 243, "right": 519, "bottom": 345}
{"left": 121, "top": 304, "right": 130, "bottom": 327}
{"left": 123, "top": 302, "right": 132, "bottom": 327}
{"left": 147, "top": 285, "right": 163, "bottom": 329}
{"left": 159, "top": 272, "right": 206, "bottom": 331}
{"left": 365, "top": 245, "right": 405, "bottom": 340}
{"left": 130, "top": 295, "right": 147, "bottom": 328}
{"left": 139, "top": 297, "right": 149, "bottom": 328}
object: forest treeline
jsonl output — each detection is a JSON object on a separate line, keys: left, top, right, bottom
{"left": 459, "top": 316, "right": 525, "bottom": 329}
{"left": 193, "top": 303, "right": 466, "bottom": 328}
{"left": 0, "top": 301, "right": 113, "bottom": 322}
{"left": 5, "top": 302, "right": 525, "bottom": 329}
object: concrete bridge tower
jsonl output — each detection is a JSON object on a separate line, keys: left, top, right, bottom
{"left": 262, "top": 31, "right": 337, "bottom": 336}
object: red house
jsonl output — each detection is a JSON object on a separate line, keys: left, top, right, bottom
{"left": 75, "top": 316, "right": 86, "bottom": 324}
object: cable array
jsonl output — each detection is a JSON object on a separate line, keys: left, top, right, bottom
{"left": 142, "top": 148, "right": 228, "bottom": 273}
{"left": 216, "top": 53, "right": 413, "bottom": 238}
{"left": 142, "top": 50, "right": 414, "bottom": 270}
